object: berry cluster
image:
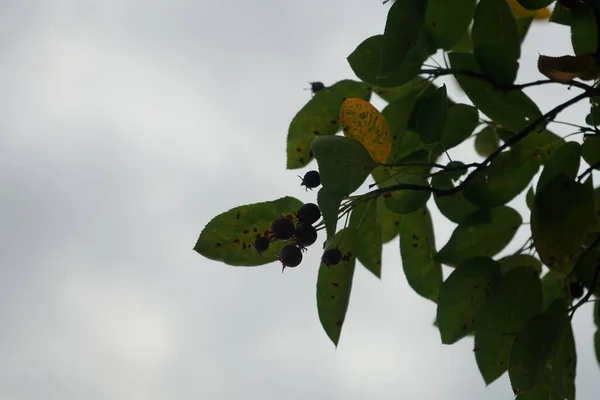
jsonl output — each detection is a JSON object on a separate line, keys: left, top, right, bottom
{"left": 252, "top": 169, "right": 344, "bottom": 271}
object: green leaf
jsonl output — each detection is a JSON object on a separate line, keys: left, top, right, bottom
{"left": 510, "top": 309, "right": 576, "bottom": 400}
{"left": 317, "top": 227, "right": 358, "bottom": 346}
{"left": 194, "top": 197, "right": 303, "bottom": 266}
{"left": 378, "top": 197, "right": 404, "bottom": 243}
{"left": 532, "top": 174, "right": 595, "bottom": 273}
{"left": 287, "top": 80, "right": 371, "bottom": 169}
{"left": 348, "top": 35, "right": 431, "bottom": 89}
{"left": 499, "top": 254, "right": 542, "bottom": 275}
{"left": 474, "top": 126, "right": 500, "bottom": 158}
{"left": 496, "top": 128, "right": 565, "bottom": 162}
{"left": 582, "top": 135, "right": 600, "bottom": 169}
{"left": 429, "top": 104, "right": 479, "bottom": 155}
{"left": 536, "top": 142, "right": 581, "bottom": 193}
{"left": 541, "top": 271, "right": 569, "bottom": 311}
{"left": 571, "top": 2, "right": 597, "bottom": 56}
{"left": 573, "top": 245, "right": 600, "bottom": 296}
{"left": 475, "top": 267, "right": 543, "bottom": 384}
{"left": 595, "top": 329, "right": 600, "bottom": 367}
{"left": 383, "top": 83, "right": 436, "bottom": 162}
{"left": 453, "top": 28, "right": 473, "bottom": 53}
{"left": 400, "top": 207, "right": 443, "bottom": 302}
{"left": 585, "top": 105, "right": 600, "bottom": 126}
{"left": 437, "top": 257, "right": 502, "bottom": 344}
{"left": 517, "top": 0, "right": 554, "bottom": 10}
{"left": 463, "top": 149, "right": 540, "bottom": 207}
{"left": 350, "top": 199, "right": 382, "bottom": 278}
{"left": 374, "top": 75, "right": 432, "bottom": 103}
{"left": 379, "top": 0, "right": 428, "bottom": 78}
{"left": 526, "top": 186, "right": 535, "bottom": 210}
{"left": 448, "top": 52, "right": 541, "bottom": 133}
{"left": 384, "top": 174, "right": 432, "bottom": 214}
{"left": 516, "top": 16, "right": 534, "bottom": 43}
{"left": 550, "top": 2, "right": 571, "bottom": 26}
{"left": 311, "top": 135, "right": 375, "bottom": 197}
{"left": 472, "top": 0, "right": 521, "bottom": 84}
{"left": 425, "top": 0, "right": 476, "bottom": 50}
{"left": 416, "top": 84, "right": 448, "bottom": 144}
{"left": 594, "top": 301, "right": 599, "bottom": 325}
{"left": 436, "top": 206, "right": 522, "bottom": 266}
{"left": 317, "top": 188, "right": 343, "bottom": 239}
{"left": 432, "top": 174, "right": 480, "bottom": 224}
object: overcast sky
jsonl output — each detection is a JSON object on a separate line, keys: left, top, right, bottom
{"left": 0, "top": 1, "right": 598, "bottom": 399}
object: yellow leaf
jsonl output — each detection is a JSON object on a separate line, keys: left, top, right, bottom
{"left": 537, "top": 53, "right": 600, "bottom": 82}
{"left": 506, "top": 0, "right": 551, "bottom": 20}
{"left": 339, "top": 98, "right": 391, "bottom": 164}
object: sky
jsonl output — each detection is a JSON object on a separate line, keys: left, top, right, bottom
{"left": 0, "top": 1, "right": 598, "bottom": 399}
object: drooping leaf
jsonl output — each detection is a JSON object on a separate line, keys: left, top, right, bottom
{"left": 379, "top": 0, "right": 428, "bottom": 78}
{"left": 472, "top": 0, "right": 521, "bottom": 84}
{"left": 509, "top": 305, "right": 576, "bottom": 400}
{"left": 570, "top": 2, "right": 597, "bottom": 56}
{"left": 532, "top": 174, "right": 595, "bottom": 273}
{"left": 350, "top": 199, "right": 382, "bottom": 278}
{"left": 287, "top": 80, "right": 371, "bottom": 169}
{"left": 425, "top": 0, "right": 476, "bottom": 50}
{"left": 415, "top": 84, "right": 448, "bottom": 144}
{"left": 432, "top": 174, "right": 480, "bottom": 224}
{"left": 582, "top": 135, "right": 600, "bottom": 168}
{"left": 195, "top": 197, "right": 303, "bottom": 266}
{"left": 475, "top": 267, "right": 542, "bottom": 384}
{"left": 340, "top": 98, "right": 392, "bottom": 164}
{"left": 448, "top": 52, "right": 542, "bottom": 133}
{"left": 536, "top": 141, "right": 581, "bottom": 193}
{"left": 437, "top": 257, "right": 502, "bottom": 344}
{"left": 499, "top": 253, "right": 542, "bottom": 275}
{"left": 474, "top": 126, "right": 500, "bottom": 158}
{"left": 585, "top": 104, "right": 600, "bottom": 125}
{"left": 429, "top": 103, "right": 480, "bottom": 156}
{"left": 526, "top": 186, "right": 535, "bottom": 210}
{"left": 541, "top": 271, "right": 569, "bottom": 311}
{"left": 348, "top": 35, "right": 432, "bottom": 89}
{"left": 436, "top": 206, "right": 522, "bottom": 266}
{"left": 311, "top": 135, "right": 375, "bottom": 197}
{"left": 463, "top": 149, "right": 540, "bottom": 207}
{"left": 573, "top": 244, "right": 600, "bottom": 296}
{"left": 377, "top": 196, "right": 404, "bottom": 243}
{"left": 595, "top": 329, "right": 600, "bottom": 367}
{"left": 317, "top": 188, "right": 343, "bottom": 239}
{"left": 537, "top": 53, "right": 600, "bottom": 82}
{"left": 400, "top": 207, "right": 443, "bottom": 302}
{"left": 317, "top": 227, "right": 358, "bottom": 346}
{"left": 374, "top": 75, "right": 432, "bottom": 103}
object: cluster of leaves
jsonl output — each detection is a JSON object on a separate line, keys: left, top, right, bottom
{"left": 196, "top": 0, "right": 600, "bottom": 398}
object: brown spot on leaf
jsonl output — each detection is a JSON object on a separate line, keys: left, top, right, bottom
{"left": 330, "top": 295, "right": 335, "bottom": 299}
{"left": 243, "top": 230, "right": 250, "bottom": 234}
{"left": 332, "top": 282, "right": 340, "bottom": 287}
{"left": 296, "top": 147, "right": 302, "bottom": 153}
{"left": 314, "top": 130, "right": 320, "bottom": 135}
{"left": 253, "top": 228, "right": 258, "bottom": 232}
{"left": 216, "top": 242, "right": 222, "bottom": 247}
{"left": 431, "top": 21, "right": 437, "bottom": 27}
{"left": 236, "top": 212, "right": 241, "bottom": 219}
{"left": 330, "top": 119, "right": 337, "bottom": 125}
{"left": 233, "top": 238, "right": 240, "bottom": 244}
{"left": 299, "top": 157, "right": 305, "bottom": 163}
{"left": 243, "top": 243, "right": 247, "bottom": 250}
{"left": 335, "top": 320, "right": 343, "bottom": 327}
{"left": 383, "top": 192, "right": 392, "bottom": 199}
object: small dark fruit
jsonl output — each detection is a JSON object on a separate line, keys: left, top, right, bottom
{"left": 299, "top": 170, "right": 321, "bottom": 191}
{"left": 296, "top": 203, "right": 321, "bottom": 225}
{"left": 295, "top": 223, "right": 317, "bottom": 248}
{"left": 308, "top": 81, "right": 325, "bottom": 95}
{"left": 279, "top": 244, "right": 303, "bottom": 270}
{"left": 253, "top": 236, "right": 270, "bottom": 255}
{"left": 570, "top": 282, "right": 584, "bottom": 299}
{"left": 322, "top": 248, "right": 342, "bottom": 266}
{"left": 270, "top": 217, "right": 295, "bottom": 240}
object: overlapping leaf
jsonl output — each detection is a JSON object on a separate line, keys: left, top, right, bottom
{"left": 437, "top": 257, "right": 502, "bottom": 344}
{"left": 432, "top": 174, "right": 480, "bottom": 224}
{"left": 287, "top": 80, "right": 371, "bottom": 169}
{"left": 436, "top": 206, "right": 522, "bottom": 266}
{"left": 473, "top": 0, "right": 521, "bottom": 84}
{"left": 499, "top": 253, "right": 542, "bottom": 275}
{"left": 195, "top": 197, "right": 303, "bottom": 266}
{"left": 425, "top": 0, "right": 476, "bottom": 50}
{"left": 350, "top": 199, "right": 382, "bottom": 278}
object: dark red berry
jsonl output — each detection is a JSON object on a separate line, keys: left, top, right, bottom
{"left": 570, "top": 282, "right": 584, "bottom": 299}
{"left": 295, "top": 223, "right": 317, "bottom": 247}
{"left": 253, "top": 236, "right": 270, "bottom": 255}
{"left": 279, "top": 245, "right": 303, "bottom": 269}
{"left": 309, "top": 82, "right": 325, "bottom": 95}
{"left": 296, "top": 203, "right": 321, "bottom": 225}
{"left": 270, "top": 217, "right": 295, "bottom": 240}
{"left": 299, "top": 170, "right": 321, "bottom": 191}
{"left": 322, "top": 248, "right": 342, "bottom": 266}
